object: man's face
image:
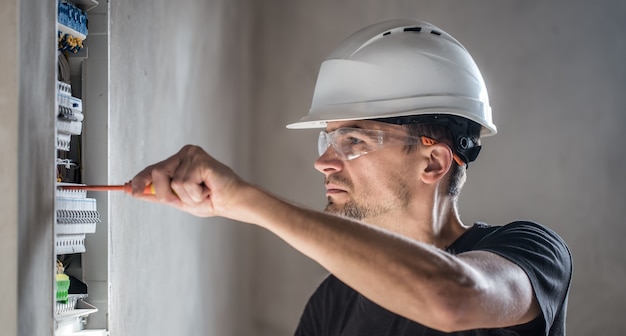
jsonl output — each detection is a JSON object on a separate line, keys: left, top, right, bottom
{"left": 314, "top": 120, "right": 421, "bottom": 223}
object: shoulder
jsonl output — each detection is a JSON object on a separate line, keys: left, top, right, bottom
{"left": 450, "top": 221, "right": 565, "bottom": 253}
{"left": 478, "top": 221, "right": 570, "bottom": 257}
{"left": 470, "top": 220, "right": 572, "bottom": 269}
{"left": 455, "top": 221, "right": 573, "bottom": 294}
{"left": 493, "top": 220, "right": 565, "bottom": 239}
{"left": 472, "top": 221, "right": 573, "bottom": 335}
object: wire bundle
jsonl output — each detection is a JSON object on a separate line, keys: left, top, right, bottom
{"left": 58, "top": 32, "right": 84, "bottom": 53}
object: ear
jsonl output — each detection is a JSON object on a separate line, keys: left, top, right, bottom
{"left": 420, "top": 144, "right": 453, "bottom": 185}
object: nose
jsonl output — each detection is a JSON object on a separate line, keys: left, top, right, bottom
{"left": 314, "top": 146, "right": 344, "bottom": 176}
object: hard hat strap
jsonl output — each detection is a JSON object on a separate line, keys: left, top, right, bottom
{"left": 372, "top": 114, "right": 482, "bottom": 166}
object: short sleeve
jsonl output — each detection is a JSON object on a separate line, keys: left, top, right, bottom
{"left": 472, "top": 221, "right": 572, "bottom": 335}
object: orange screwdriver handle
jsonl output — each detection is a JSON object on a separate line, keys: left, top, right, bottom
{"left": 123, "top": 181, "right": 155, "bottom": 195}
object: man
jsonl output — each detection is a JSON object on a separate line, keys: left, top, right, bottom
{"left": 131, "top": 20, "right": 572, "bottom": 335}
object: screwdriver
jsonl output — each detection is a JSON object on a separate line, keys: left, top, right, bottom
{"left": 58, "top": 181, "right": 155, "bottom": 195}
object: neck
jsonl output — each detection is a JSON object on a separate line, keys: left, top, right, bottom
{"left": 428, "top": 195, "right": 467, "bottom": 249}
{"left": 365, "top": 191, "right": 468, "bottom": 250}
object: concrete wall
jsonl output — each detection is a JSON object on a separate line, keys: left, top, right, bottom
{"left": 3, "top": 1, "right": 622, "bottom": 335}
{"left": 108, "top": 0, "right": 253, "bottom": 335}
{"left": 14, "top": 0, "right": 57, "bottom": 335}
{"left": 0, "top": 1, "right": 19, "bottom": 335}
{"left": 249, "top": 1, "right": 626, "bottom": 335}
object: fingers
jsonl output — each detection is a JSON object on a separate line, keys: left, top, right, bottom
{"left": 171, "top": 146, "right": 212, "bottom": 204}
{"left": 131, "top": 164, "right": 157, "bottom": 198}
{"left": 131, "top": 151, "right": 181, "bottom": 203}
{"left": 152, "top": 157, "right": 179, "bottom": 203}
{"left": 129, "top": 145, "right": 217, "bottom": 215}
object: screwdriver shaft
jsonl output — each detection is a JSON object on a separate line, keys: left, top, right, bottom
{"left": 58, "top": 182, "right": 155, "bottom": 195}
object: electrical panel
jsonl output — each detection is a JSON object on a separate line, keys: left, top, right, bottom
{"left": 54, "top": 1, "right": 106, "bottom": 335}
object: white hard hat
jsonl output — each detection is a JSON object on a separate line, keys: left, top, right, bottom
{"left": 286, "top": 19, "right": 497, "bottom": 137}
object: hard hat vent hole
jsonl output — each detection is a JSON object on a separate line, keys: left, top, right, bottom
{"left": 430, "top": 30, "right": 442, "bottom": 36}
{"left": 383, "top": 31, "right": 391, "bottom": 36}
{"left": 403, "top": 27, "right": 422, "bottom": 33}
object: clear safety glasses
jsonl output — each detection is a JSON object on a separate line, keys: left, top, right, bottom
{"left": 318, "top": 127, "right": 465, "bottom": 165}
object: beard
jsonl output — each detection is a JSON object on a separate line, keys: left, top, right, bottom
{"left": 323, "top": 172, "right": 412, "bottom": 221}
{"left": 324, "top": 175, "right": 367, "bottom": 219}
{"left": 325, "top": 198, "right": 368, "bottom": 220}
{"left": 323, "top": 174, "right": 384, "bottom": 221}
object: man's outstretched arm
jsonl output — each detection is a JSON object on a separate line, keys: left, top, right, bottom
{"left": 131, "top": 145, "right": 540, "bottom": 332}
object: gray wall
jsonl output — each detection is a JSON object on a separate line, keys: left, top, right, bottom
{"left": 108, "top": 0, "right": 253, "bottom": 335}
{"left": 248, "top": 1, "right": 626, "bottom": 335}
{"left": 14, "top": 0, "right": 57, "bottom": 335}
{"left": 0, "top": 0, "right": 19, "bottom": 335}
{"left": 3, "top": 1, "right": 622, "bottom": 335}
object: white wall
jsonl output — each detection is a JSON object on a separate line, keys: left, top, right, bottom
{"left": 249, "top": 1, "right": 626, "bottom": 335}
{"left": 109, "top": 1, "right": 253, "bottom": 335}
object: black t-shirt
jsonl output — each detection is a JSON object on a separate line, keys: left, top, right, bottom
{"left": 294, "top": 221, "right": 572, "bottom": 336}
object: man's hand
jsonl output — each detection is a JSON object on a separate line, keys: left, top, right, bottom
{"left": 130, "top": 145, "right": 244, "bottom": 218}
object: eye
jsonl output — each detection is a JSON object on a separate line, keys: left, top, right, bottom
{"left": 347, "top": 136, "right": 364, "bottom": 145}
{"left": 335, "top": 128, "right": 381, "bottom": 150}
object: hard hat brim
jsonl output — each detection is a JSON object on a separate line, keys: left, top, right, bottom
{"left": 286, "top": 95, "right": 497, "bottom": 137}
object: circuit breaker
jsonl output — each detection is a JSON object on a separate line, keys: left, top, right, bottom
{"left": 54, "top": 1, "right": 106, "bottom": 335}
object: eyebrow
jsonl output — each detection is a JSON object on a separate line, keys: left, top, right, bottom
{"left": 327, "top": 123, "right": 366, "bottom": 132}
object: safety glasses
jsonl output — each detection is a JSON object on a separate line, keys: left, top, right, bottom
{"left": 318, "top": 128, "right": 464, "bottom": 165}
